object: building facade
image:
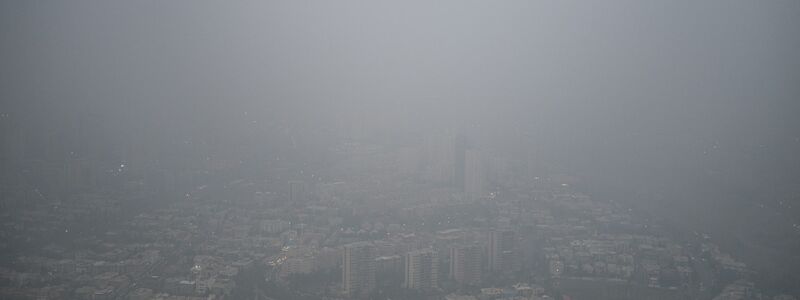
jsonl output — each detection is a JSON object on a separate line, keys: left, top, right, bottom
{"left": 404, "top": 249, "right": 439, "bottom": 290}
{"left": 343, "top": 242, "right": 376, "bottom": 298}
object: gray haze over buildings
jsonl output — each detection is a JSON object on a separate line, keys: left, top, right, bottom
{"left": 5, "top": 1, "right": 799, "bottom": 217}
{"left": 1, "top": 1, "right": 800, "bottom": 299}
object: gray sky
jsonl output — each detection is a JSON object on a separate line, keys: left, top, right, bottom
{"left": 2, "top": 1, "right": 799, "bottom": 179}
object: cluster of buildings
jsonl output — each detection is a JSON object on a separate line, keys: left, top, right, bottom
{"left": 0, "top": 129, "right": 791, "bottom": 300}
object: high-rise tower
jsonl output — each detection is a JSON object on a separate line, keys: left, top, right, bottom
{"left": 450, "top": 244, "right": 482, "bottom": 286}
{"left": 343, "top": 242, "right": 376, "bottom": 298}
{"left": 404, "top": 249, "right": 439, "bottom": 290}
{"left": 488, "top": 229, "right": 515, "bottom": 273}
{"left": 464, "top": 149, "right": 484, "bottom": 201}
{"left": 288, "top": 180, "right": 306, "bottom": 204}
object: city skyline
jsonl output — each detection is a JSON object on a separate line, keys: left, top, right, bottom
{"left": 2, "top": 1, "right": 799, "bottom": 299}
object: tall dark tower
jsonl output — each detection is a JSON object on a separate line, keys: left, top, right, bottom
{"left": 288, "top": 180, "right": 306, "bottom": 204}
{"left": 453, "top": 134, "right": 467, "bottom": 190}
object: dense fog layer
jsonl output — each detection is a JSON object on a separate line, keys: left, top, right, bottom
{"left": 1, "top": 1, "right": 799, "bottom": 299}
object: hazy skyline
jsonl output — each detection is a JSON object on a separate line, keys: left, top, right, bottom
{"left": 1, "top": 2, "right": 800, "bottom": 298}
